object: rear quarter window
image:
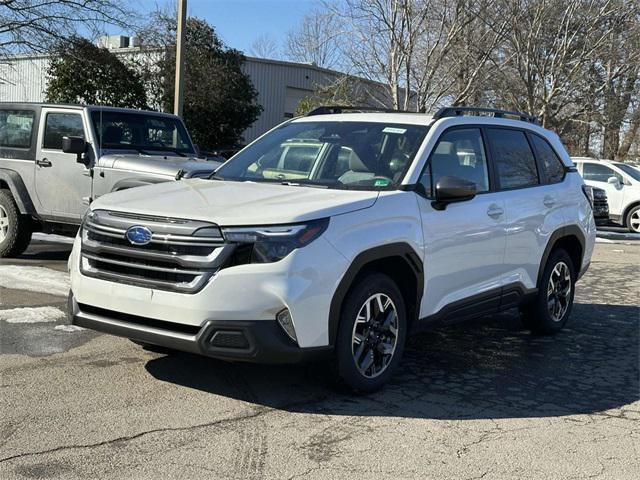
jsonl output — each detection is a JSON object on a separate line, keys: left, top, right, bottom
{"left": 531, "top": 134, "right": 565, "bottom": 183}
{"left": 0, "top": 110, "right": 35, "bottom": 149}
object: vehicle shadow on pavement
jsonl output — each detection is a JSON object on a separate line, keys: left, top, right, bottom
{"left": 145, "top": 302, "right": 639, "bottom": 419}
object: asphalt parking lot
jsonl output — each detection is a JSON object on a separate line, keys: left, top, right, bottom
{"left": 1, "top": 231, "right": 639, "bottom": 479}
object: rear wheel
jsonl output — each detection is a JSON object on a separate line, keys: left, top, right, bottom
{"left": 0, "top": 189, "right": 32, "bottom": 258}
{"left": 335, "top": 273, "right": 407, "bottom": 392}
{"left": 625, "top": 205, "right": 640, "bottom": 233}
{"left": 520, "top": 248, "right": 575, "bottom": 334}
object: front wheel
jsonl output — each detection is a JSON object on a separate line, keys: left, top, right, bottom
{"left": 625, "top": 205, "right": 640, "bottom": 233}
{"left": 335, "top": 273, "right": 407, "bottom": 392}
{"left": 520, "top": 248, "right": 575, "bottom": 334}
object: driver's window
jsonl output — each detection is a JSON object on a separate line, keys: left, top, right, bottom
{"left": 43, "top": 113, "right": 84, "bottom": 150}
{"left": 420, "top": 128, "right": 489, "bottom": 197}
{"left": 582, "top": 163, "right": 623, "bottom": 183}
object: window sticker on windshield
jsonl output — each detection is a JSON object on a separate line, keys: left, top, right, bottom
{"left": 374, "top": 178, "right": 391, "bottom": 187}
{"left": 382, "top": 127, "right": 407, "bottom": 134}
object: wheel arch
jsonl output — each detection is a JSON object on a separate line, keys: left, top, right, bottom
{"left": 0, "top": 169, "right": 37, "bottom": 215}
{"left": 328, "top": 242, "right": 423, "bottom": 346}
{"left": 537, "top": 226, "right": 586, "bottom": 286}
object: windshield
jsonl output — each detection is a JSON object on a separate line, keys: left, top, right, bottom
{"left": 614, "top": 163, "right": 640, "bottom": 182}
{"left": 215, "top": 121, "right": 428, "bottom": 190}
{"left": 91, "top": 111, "right": 194, "bottom": 155}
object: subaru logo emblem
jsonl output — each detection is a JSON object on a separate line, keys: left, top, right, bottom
{"left": 126, "top": 225, "right": 153, "bottom": 246}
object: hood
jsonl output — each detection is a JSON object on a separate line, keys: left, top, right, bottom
{"left": 90, "top": 179, "right": 379, "bottom": 226}
{"left": 98, "top": 153, "right": 221, "bottom": 177}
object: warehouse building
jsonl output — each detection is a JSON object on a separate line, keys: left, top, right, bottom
{"left": 0, "top": 36, "right": 384, "bottom": 143}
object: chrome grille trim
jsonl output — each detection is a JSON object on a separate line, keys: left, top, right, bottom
{"left": 80, "top": 209, "right": 233, "bottom": 293}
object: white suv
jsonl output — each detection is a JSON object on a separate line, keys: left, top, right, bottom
{"left": 572, "top": 157, "right": 640, "bottom": 233}
{"left": 68, "top": 107, "right": 596, "bottom": 391}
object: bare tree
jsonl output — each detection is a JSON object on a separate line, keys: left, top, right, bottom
{"left": 0, "top": 0, "right": 134, "bottom": 57}
{"left": 284, "top": 8, "right": 342, "bottom": 68}
{"left": 250, "top": 33, "right": 280, "bottom": 59}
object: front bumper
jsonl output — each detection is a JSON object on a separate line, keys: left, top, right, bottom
{"left": 69, "top": 295, "right": 332, "bottom": 363}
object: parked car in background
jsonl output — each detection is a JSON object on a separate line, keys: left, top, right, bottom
{"left": 572, "top": 157, "right": 640, "bottom": 233}
{"left": 590, "top": 186, "right": 610, "bottom": 225}
{"left": 68, "top": 106, "right": 596, "bottom": 392}
{"left": 0, "top": 103, "right": 222, "bottom": 257}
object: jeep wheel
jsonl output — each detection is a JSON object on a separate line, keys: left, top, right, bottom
{"left": 521, "top": 248, "right": 575, "bottom": 334}
{"left": 335, "top": 273, "right": 407, "bottom": 392}
{"left": 0, "top": 190, "right": 32, "bottom": 258}
{"left": 625, "top": 205, "right": 640, "bottom": 234}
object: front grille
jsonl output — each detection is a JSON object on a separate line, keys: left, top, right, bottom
{"left": 80, "top": 210, "right": 235, "bottom": 293}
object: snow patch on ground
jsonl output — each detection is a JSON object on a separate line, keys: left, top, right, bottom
{"left": 54, "top": 324, "right": 85, "bottom": 332}
{"left": 32, "top": 233, "right": 76, "bottom": 245}
{"left": 0, "top": 266, "right": 70, "bottom": 297}
{"left": 0, "top": 306, "right": 65, "bottom": 323}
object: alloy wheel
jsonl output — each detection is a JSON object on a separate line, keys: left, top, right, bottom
{"left": 0, "top": 205, "right": 9, "bottom": 243}
{"left": 351, "top": 293, "right": 399, "bottom": 379}
{"left": 547, "top": 261, "right": 571, "bottom": 322}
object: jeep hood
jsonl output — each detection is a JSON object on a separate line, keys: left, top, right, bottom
{"left": 98, "top": 153, "right": 221, "bottom": 177}
{"left": 90, "top": 179, "right": 379, "bottom": 225}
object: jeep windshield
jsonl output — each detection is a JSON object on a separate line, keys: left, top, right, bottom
{"left": 91, "top": 111, "right": 195, "bottom": 156}
{"left": 214, "top": 121, "right": 428, "bottom": 190}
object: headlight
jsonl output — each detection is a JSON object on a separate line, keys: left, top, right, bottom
{"left": 221, "top": 219, "right": 329, "bottom": 263}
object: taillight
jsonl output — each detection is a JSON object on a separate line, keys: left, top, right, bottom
{"left": 581, "top": 185, "right": 594, "bottom": 209}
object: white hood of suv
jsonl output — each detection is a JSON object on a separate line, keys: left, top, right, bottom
{"left": 90, "top": 179, "right": 379, "bottom": 225}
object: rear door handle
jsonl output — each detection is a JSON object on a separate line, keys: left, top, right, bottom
{"left": 543, "top": 196, "right": 555, "bottom": 208}
{"left": 487, "top": 205, "right": 504, "bottom": 218}
{"left": 36, "top": 158, "right": 52, "bottom": 167}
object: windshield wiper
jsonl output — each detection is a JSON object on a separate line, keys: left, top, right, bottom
{"left": 279, "top": 181, "right": 328, "bottom": 189}
{"left": 134, "top": 148, "right": 151, "bottom": 155}
{"left": 209, "top": 173, "right": 225, "bottom": 181}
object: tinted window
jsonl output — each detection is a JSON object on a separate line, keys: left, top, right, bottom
{"left": 488, "top": 128, "right": 539, "bottom": 189}
{"left": 582, "top": 163, "right": 623, "bottom": 183}
{"left": 531, "top": 134, "right": 564, "bottom": 183}
{"left": 91, "top": 111, "right": 193, "bottom": 154}
{"left": 613, "top": 163, "right": 640, "bottom": 182}
{"left": 0, "top": 110, "right": 35, "bottom": 148}
{"left": 420, "top": 128, "right": 489, "bottom": 197}
{"left": 217, "top": 121, "right": 428, "bottom": 190}
{"left": 43, "top": 113, "right": 84, "bottom": 150}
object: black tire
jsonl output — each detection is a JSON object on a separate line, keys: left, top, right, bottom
{"left": 334, "top": 273, "right": 407, "bottom": 393}
{"left": 625, "top": 205, "right": 640, "bottom": 234}
{"left": 520, "top": 248, "right": 575, "bottom": 335}
{"left": 0, "top": 189, "right": 32, "bottom": 258}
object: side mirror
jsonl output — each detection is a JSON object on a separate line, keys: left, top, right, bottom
{"left": 193, "top": 144, "right": 201, "bottom": 158}
{"left": 607, "top": 176, "right": 621, "bottom": 187}
{"left": 432, "top": 176, "right": 477, "bottom": 210}
{"left": 62, "top": 136, "right": 90, "bottom": 167}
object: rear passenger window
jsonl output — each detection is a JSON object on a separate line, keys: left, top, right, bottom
{"left": 488, "top": 128, "right": 539, "bottom": 189}
{"left": 0, "top": 110, "right": 35, "bottom": 148}
{"left": 420, "top": 128, "right": 490, "bottom": 197}
{"left": 531, "top": 134, "right": 564, "bottom": 183}
{"left": 43, "top": 113, "right": 84, "bottom": 150}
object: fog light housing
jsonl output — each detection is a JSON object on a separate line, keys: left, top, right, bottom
{"left": 276, "top": 309, "right": 297, "bottom": 344}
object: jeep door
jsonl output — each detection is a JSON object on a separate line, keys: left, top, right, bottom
{"left": 416, "top": 127, "right": 507, "bottom": 319}
{"left": 34, "top": 108, "right": 91, "bottom": 221}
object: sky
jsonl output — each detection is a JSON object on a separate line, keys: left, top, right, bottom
{"left": 128, "top": 0, "right": 320, "bottom": 55}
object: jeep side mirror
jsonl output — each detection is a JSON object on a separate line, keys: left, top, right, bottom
{"left": 62, "top": 136, "right": 90, "bottom": 167}
{"left": 432, "top": 176, "right": 477, "bottom": 210}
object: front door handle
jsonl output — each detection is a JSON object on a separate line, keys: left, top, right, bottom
{"left": 543, "top": 196, "right": 555, "bottom": 208}
{"left": 487, "top": 205, "right": 504, "bottom": 218}
{"left": 36, "top": 158, "right": 52, "bottom": 167}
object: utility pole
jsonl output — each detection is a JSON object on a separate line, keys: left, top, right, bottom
{"left": 174, "top": 0, "right": 187, "bottom": 117}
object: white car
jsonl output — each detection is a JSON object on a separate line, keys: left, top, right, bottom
{"left": 572, "top": 157, "right": 640, "bottom": 233}
{"left": 68, "top": 106, "right": 596, "bottom": 392}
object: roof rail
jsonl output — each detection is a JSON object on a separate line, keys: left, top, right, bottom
{"left": 305, "top": 105, "right": 411, "bottom": 116}
{"left": 433, "top": 106, "right": 539, "bottom": 125}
